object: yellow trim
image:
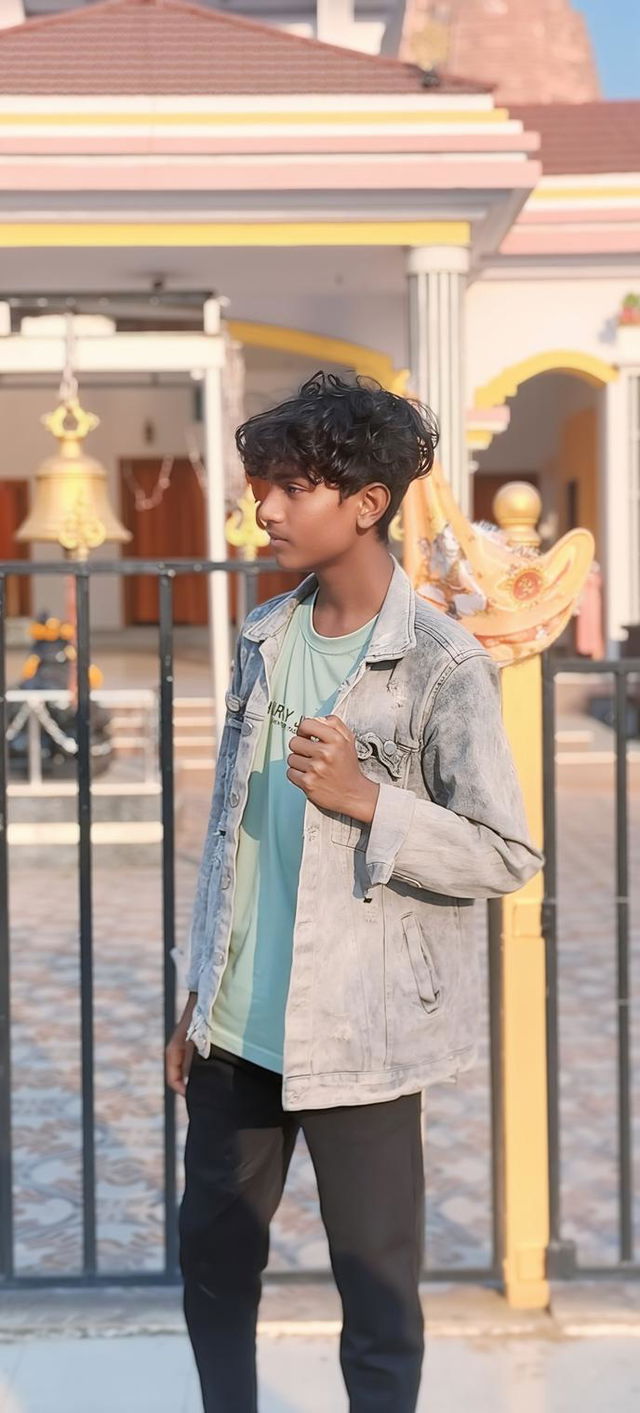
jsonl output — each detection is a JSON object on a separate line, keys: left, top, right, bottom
{"left": 532, "top": 184, "right": 640, "bottom": 202}
{"left": 0, "top": 220, "right": 470, "bottom": 249}
{"left": 475, "top": 350, "right": 617, "bottom": 410}
{"left": 228, "top": 320, "right": 410, "bottom": 391}
{"left": 0, "top": 109, "right": 509, "bottom": 128}
{"left": 466, "top": 428, "right": 494, "bottom": 451}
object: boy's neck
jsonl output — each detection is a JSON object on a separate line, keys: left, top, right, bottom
{"left": 312, "top": 541, "right": 395, "bottom": 638}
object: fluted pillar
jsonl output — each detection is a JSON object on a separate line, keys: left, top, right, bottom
{"left": 407, "top": 245, "right": 470, "bottom": 512}
{"left": 600, "top": 370, "right": 639, "bottom": 649}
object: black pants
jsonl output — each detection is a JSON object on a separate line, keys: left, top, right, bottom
{"left": 180, "top": 1050, "right": 425, "bottom": 1413}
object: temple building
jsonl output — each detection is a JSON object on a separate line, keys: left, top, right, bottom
{"left": 397, "top": 0, "right": 600, "bottom": 104}
{"left": 0, "top": 0, "right": 638, "bottom": 653}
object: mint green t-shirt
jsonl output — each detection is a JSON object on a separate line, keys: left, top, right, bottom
{"left": 209, "top": 594, "right": 377, "bottom": 1072}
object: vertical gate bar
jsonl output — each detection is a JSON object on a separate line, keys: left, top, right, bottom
{"left": 159, "top": 572, "right": 178, "bottom": 1275}
{"left": 487, "top": 897, "right": 505, "bottom": 1282}
{"left": 244, "top": 564, "right": 258, "bottom": 617}
{"left": 614, "top": 668, "right": 633, "bottom": 1262}
{"left": 0, "top": 575, "right": 14, "bottom": 1279}
{"left": 75, "top": 568, "right": 97, "bottom": 1275}
{"left": 541, "top": 654, "right": 563, "bottom": 1260}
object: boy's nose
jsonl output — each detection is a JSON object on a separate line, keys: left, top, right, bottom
{"left": 256, "top": 485, "right": 285, "bottom": 526}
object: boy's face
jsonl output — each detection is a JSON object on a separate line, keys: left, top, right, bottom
{"left": 251, "top": 469, "right": 385, "bottom": 573}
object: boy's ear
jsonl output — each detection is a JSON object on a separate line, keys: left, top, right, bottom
{"left": 357, "top": 483, "right": 391, "bottom": 530}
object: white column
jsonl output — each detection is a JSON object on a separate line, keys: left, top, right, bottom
{"left": 203, "top": 298, "right": 231, "bottom": 740}
{"left": 407, "top": 245, "right": 470, "bottom": 512}
{"left": 0, "top": 2, "right": 25, "bottom": 30}
{"left": 630, "top": 374, "right": 640, "bottom": 630}
{"left": 316, "top": 0, "right": 354, "bottom": 44}
{"left": 600, "top": 372, "right": 639, "bottom": 650}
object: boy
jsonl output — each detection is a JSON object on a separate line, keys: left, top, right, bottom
{"left": 167, "top": 372, "right": 542, "bottom": 1413}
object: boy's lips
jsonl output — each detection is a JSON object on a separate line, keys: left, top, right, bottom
{"left": 269, "top": 534, "right": 289, "bottom": 545}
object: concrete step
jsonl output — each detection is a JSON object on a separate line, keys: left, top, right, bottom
{"left": 555, "top": 727, "right": 595, "bottom": 750}
{"left": 104, "top": 695, "right": 217, "bottom": 764}
{"left": 6, "top": 771, "right": 183, "bottom": 865}
{"left": 8, "top": 781, "right": 163, "bottom": 824}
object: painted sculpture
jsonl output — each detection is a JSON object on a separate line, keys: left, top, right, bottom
{"left": 402, "top": 462, "right": 595, "bottom": 665}
{"left": 8, "top": 614, "right": 112, "bottom": 779}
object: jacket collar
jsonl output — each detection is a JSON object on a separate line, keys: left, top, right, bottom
{"left": 242, "top": 555, "right": 416, "bottom": 662}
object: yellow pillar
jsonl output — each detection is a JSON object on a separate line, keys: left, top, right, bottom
{"left": 495, "top": 483, "right": 550, "bottom": 1309}
{"left": 500, "top": 656, "right": 549, "bottom": 1308}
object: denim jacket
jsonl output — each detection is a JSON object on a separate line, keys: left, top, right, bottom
{"left": 178, "top": 559, "right": 543, "bottom": 1110}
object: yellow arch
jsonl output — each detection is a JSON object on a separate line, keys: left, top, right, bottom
{"left": 475, "top": 350, "right": 618, "bottom": 411}
{"left": 228, "top": 319, "right": 410, "bottom": 394}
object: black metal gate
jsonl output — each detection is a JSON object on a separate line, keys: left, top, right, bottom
{"left": 0, "top": 559, "right": 504, "bottom": 1289}
{"left": 0, "top": 558, "right": 265, "bottom": 1288}
{"left": 543, "top": 653, "right": 640, "bottom": 1277}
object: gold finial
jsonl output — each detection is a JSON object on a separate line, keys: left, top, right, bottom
{"left": 493, "top": 482, "right": 542, "bottom": 549}
{"left": 225, "top": 487, "right": 270, "bottom": 562}
{"left": 408, "top": 19, "right": 451, "bottom": 70}
{"left": 43, "top": 398, "right": 99, "bottom": 445}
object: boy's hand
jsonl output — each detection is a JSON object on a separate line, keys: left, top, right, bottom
{"left": 287, "top": 716, "right": 379, "bottom": 823}
{"left": 166, "top": 995, "right": 197, "bottom": 1098}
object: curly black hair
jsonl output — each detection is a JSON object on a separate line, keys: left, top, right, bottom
{"left": 235, "top": 371, "right": 438, "bottom": 540}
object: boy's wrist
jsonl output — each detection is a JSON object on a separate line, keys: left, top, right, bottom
{"left": 344, "top": 777, "right": 379, "bottom": 825}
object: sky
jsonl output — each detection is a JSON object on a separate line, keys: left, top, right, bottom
{"left": 574, "top": 0, "right": 640, "bottom": 98}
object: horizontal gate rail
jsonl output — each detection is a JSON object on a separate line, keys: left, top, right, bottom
{"left": 543, "top": 653, "right": 640, "bottom": 1278}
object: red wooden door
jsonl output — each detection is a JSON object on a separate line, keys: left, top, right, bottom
{"left": 120, "top": 459, "right": 208, "bottom": 625}
{"left": 473, "top": 472, "right": 539, "bottom": 525}
{"left": 0, "top": 481, "right": 31, "bottom": 616}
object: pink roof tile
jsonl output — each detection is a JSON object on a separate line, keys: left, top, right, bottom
{"left": 0, "top": 0, "right": 485, "bottom": 96}
{"left": 510, "top": 102, "right": 640, "bottom": 176}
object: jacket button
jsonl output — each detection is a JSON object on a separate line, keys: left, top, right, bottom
{"left": 221, "top": 872, "right": 231, "bottom": 890}
{"left": 383, "top": 739, "right": 397, "bottom": 757}
{"left": 242, "top": 720, "right": 253, "bottom": 735}
{"left": 229, "top": 791, "right": 239, "bottom": 807}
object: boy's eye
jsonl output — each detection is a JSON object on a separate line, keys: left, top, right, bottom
{"left": 286, "top": 484, "right": 305, "bottom": 495}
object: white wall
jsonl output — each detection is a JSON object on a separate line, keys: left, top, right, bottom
{"left": 0, "top": 246, "right": 410, "bottom": 376}
{"left": 465, "top": 275, "right": 628, "bottom": 399}
{"left": 227, "top": 252, "right": 408, "bottom": 373}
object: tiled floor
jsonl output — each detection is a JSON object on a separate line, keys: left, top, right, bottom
{"left": 1, "top": 1330, "right": 640, "bottom": 1413}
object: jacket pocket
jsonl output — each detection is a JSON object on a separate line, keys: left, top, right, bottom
{"left": 401, "top": 912, "right": 442, "bottom": 1014}
{"left": 330, "top": 814, "right": 369, "bottom": 850}
{"left": 354, "top": 731, "right": 412, "bottom": 781}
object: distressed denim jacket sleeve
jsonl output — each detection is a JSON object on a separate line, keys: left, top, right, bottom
{"left": 175, "top": 637, "right": 243, "bottom": 992}
{"left": 365, "top": 652, "right": 544, "bottom": 899}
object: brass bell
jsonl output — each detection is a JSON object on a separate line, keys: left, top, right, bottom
{"left": 16, "top": 397, "right": 131, "bottom": 560}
